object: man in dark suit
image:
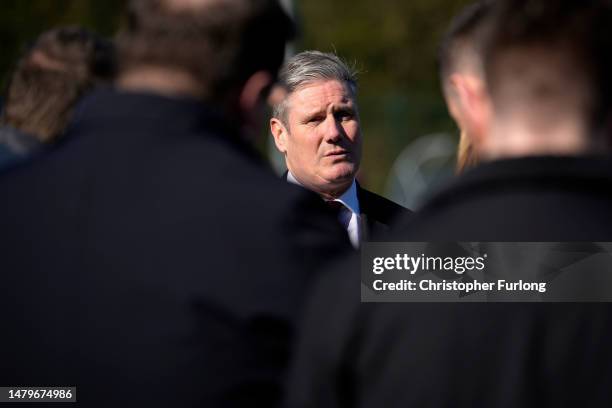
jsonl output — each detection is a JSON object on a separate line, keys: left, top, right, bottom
{"left": 0, "top": 0, "right": 349, "bottom": 406}
{"left": 286, "top": 1, "right": 612, "bottom": 407}
{"left": 270, "top": 51, "right": 410, "bottom": 248}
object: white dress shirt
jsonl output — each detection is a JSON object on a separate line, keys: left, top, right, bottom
{"left": 287, "top": 171, "right": 361, "bottom": 248}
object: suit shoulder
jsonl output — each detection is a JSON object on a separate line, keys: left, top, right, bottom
{"left": 358, "top": 186, "right": 412, "bottom": 222}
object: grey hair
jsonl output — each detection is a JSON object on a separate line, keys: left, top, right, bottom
{"left": 272, "top": 50, "right": 359, "bottom": 124}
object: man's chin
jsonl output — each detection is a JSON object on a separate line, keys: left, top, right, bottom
{"left": 323, "top": 166, "right": 357, "bottom": 185}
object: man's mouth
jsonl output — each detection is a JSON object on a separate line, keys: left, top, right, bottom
{"left": 325, "top": 150, "right": 349, "bottom": 157}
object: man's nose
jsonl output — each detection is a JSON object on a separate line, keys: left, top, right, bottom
{"left": 322, "top": 115, "right": 343, "bottom": 143}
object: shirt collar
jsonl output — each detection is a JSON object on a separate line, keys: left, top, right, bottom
{"left": 287, "top": 171, "right": 360, "bottom": 215}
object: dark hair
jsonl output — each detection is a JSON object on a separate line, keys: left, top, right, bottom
{"left": 117, "top": 0, "right": 296, "bottom": 101}
{"left": 1, "top": 26, "right": 116, "bottom": 142}
{"left": 484, "top": 0, "right": 612, "bottom": 130}
{"left": 438, "top": 1, "right": 491, "bottom": 81}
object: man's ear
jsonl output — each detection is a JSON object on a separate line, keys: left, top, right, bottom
{"left": 444, "top": 81, "right": 465, "bottom": 130}
{"left": 270, "top": 117, "right": 288, "bottom": 154}
{"left": 448, "top": 73, "right": 491, "bottom": 150}
{"left": 239, "top": 70, "right": 273, "bottom": 115}
{"left": 238, "top": 70, "right": 273, "bottom": 138}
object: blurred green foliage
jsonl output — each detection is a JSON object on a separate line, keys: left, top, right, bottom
{"left": 0, "top": 0, "right": 474, "bottom": 192}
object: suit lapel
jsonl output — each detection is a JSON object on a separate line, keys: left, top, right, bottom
{"left": 356, "top": 182, "right": 391, "bottom": 241}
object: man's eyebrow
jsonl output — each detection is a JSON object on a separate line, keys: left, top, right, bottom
{"left": 336, "top": 97, "right": 355, "bottom": 107}
{"left": 332, "top": 104, "right": 355, "bottom": 111}
{"left": 302, "top": 107, "right": 327, "bottom": 118}
{"left": 299, "top": 98, "right": 356, "bottom": 118}
{"left": 331, "top": 102, "right": 357, "bottom": 114}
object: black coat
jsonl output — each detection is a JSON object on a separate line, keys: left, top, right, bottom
{"left": 0, "top": 89, "right": 350, "bottom": 407}
{"left": 356, "top": 183, "right": 411, "bottom": 240}
{"left": 0, "top": 125, "right": 43, "bottom": 170}
{"left": 287, "top": 156, "right": 612, "bottom": 408}
{"left": 282, "top": 171, "right": 411, "bottom": 241}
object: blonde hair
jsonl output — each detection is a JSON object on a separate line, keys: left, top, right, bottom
{"left": 456, "top": 130, "right": 479, "bottom": 173}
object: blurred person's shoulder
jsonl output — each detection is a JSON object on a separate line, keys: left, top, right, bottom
{"left": 0, "top": 87, "right": 352, "bottom": 254}
{"left": 392, "top": 156, "right": 612, "bottom": 242}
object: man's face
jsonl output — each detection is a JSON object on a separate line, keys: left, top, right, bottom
{"left": 272, "top": 79, "right": 362, "bottom": 196}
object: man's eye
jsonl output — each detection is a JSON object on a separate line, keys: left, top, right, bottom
{"left": 336, "top": 111, "right": 354, "bottom": 121}
{"left": 307, "top": 117, "right": 323, "bottom": 124}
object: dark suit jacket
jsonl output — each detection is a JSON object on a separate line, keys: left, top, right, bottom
{"left": 287, "top": 156, "right": 612, "bottom": 408}
{"left": 356, "top": 183, "right": 411, "bottom": 240}
{"left": 0, "top": 125, "right": 44, "bottom": 170}
{"left": 0, "top": 89, "right": 350, "bottom": 407}
{"left": 283, "top": 171, "right": 411, "bottom": 241}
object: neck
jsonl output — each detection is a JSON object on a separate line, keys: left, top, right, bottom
{"left": 287, "top": 170, "right": 353, "bottom": 200}
{"left": 117, "top": 67, "right": 206, "bottom": 99}
{"left": 312, "top": 178, "right": 354, "bottom": 201}
{"left": 481, "top": 114, "right": 608, "bottom": 160}
{"left": 318, "top": 185, "right": 352, "bottom": 200}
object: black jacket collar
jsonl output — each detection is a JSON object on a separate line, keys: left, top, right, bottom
{"left": 424, "top": 155, "right": 612, "bottom": 211}
{"left": 66, "top": 87, "right": 263, "bottom": 162}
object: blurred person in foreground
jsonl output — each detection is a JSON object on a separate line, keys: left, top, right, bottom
{"left": 0, "top": 0, "right": 349, "bottom": 406}
{"left": 287, "top": 1, "right": 612, "bottom": 407}
{"left": 270, "top": 51, "right": 410, "bottom": 248}
{"left": 438, "top": 1, "right": 491, "bottom": 173}
{"left": 0, "top": 26, "right": 115, "bottom": 169}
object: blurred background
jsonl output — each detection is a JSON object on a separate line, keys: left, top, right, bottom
{"left": 0, "top": 0, "right": 474, "bottom": 208}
